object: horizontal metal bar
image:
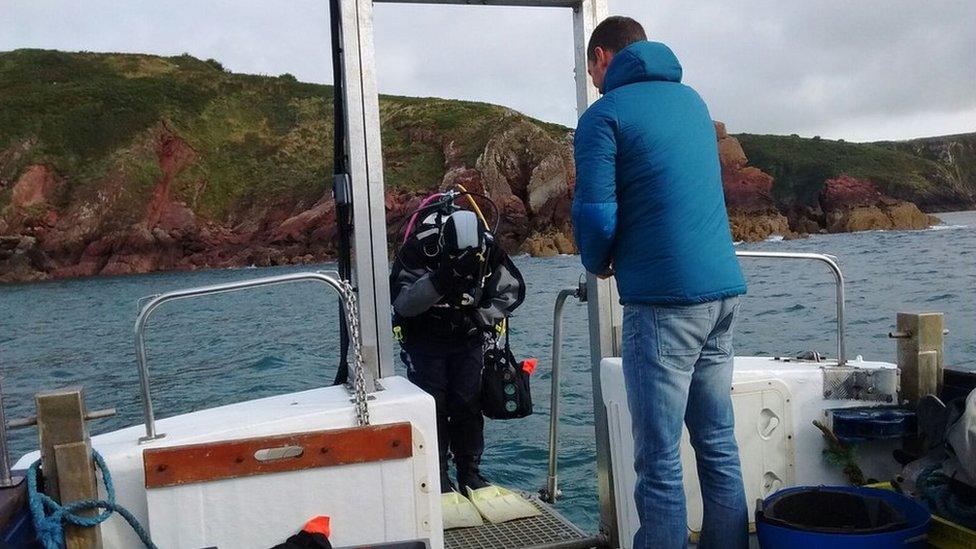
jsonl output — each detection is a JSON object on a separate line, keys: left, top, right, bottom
{"left": 373, "top": 0, "right": 580, "bottom": 8}
{"left": 6, "top": 407, "right": 117, "bottom": 430}
{"left": 735, "top": 251, "right": 847, "bottom": 365}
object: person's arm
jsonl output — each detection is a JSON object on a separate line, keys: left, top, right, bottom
{"left": 393, "top": 244, "right": 479, "bottom": 317}
{"left": 391, "top": 241, "right": 447, "bottom": 318}
{"left": 572, "top": 97, "right": 618, "bottom": 277}
{"left": 392, "top": 272, "right": 442, "bottom": 318}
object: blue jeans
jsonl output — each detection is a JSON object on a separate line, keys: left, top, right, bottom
{"left": 622, "top": 297, "right": 748, "bottom": 549}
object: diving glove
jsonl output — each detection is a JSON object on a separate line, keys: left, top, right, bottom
{"left": 430, "top": 252, "right": 480, "bottom": 296}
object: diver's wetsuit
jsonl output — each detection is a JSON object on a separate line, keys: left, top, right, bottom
{"left": 400, "top": 339, "right": 485, "bottom": 469}
{"left": 390, "top": 212, "right": 524, "bottom": 491}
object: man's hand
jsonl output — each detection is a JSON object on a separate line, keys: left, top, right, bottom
{"left": 596, "top": 263, "right": 614, "bottom": 279}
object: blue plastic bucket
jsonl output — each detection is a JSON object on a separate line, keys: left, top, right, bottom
{"left": 756, "top": 486, "right": 930, "bottom": 548}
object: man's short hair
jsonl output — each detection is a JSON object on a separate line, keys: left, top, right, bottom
{"left": 587, "top": 16, "right": 647, "bottom": 61}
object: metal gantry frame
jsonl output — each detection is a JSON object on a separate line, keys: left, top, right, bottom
{"left": 333, "top": 0, "right": 617, "bottom": 542}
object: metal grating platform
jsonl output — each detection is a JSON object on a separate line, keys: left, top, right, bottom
{"left": 444, "top": 494, "right": 598, "bottom": 549}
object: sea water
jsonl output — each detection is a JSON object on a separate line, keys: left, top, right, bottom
{"left": 1, "top": 210, "right": 974, "bottom": 533}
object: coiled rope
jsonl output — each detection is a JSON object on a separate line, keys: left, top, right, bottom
{"left": 918, "top": 463, "right": 976, "bottom": 530}
{"left": 27, "top": 450, "right": 156, "bottom": 549}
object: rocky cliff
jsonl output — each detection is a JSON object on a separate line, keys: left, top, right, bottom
{"left": 737, "top": 132, "right": 976, "bottom": 212}
{"left": 0, "top": 50, "right": 964, "bottom": 283}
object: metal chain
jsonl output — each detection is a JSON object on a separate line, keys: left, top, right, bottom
{"left": 339, "top": 279, "right": 370, "bottom": 426}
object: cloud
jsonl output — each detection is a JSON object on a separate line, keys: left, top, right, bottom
{"left": 1, "top": 0, "right": 973, "bottom": 141}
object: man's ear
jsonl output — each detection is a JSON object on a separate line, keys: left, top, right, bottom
{"left": 595, "top": 46, "right": 613, "bottom": 69}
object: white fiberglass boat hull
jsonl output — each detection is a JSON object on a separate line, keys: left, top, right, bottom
{"left": 602, "top": 355, "right": 902, "bottom": 547}
{"left": 16, "top": 376, "right": 443, "bottom": 549}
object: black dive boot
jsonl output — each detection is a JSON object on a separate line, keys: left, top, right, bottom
{"left": 440, "top": 462, "right": 457, "bottom": 493}
{"left": 455, "top": 455, "right": 490, "bottom": 493}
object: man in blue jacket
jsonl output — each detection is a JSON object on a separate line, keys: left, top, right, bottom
{"left": 573, "top": 16, "right": 749, "bottom": 549}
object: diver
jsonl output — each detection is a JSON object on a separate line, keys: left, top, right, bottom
{"left": 390, "top": 190, "right": 525, "bottom": 497}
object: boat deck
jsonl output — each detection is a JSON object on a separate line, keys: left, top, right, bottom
{"left": 445, "top": 494, "right": 600, "bottom": 549}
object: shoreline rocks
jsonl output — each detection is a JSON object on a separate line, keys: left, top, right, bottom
{"left": 0, "top": 121, "right": 943, "bottom": 284}
{"left": 819, "top": 175, "right": 939, "bottom": 233}
{"left": 718, "top": 125, "right": 799, "bottom": 242}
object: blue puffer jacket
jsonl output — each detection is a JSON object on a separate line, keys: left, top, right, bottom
{"left": 572, "top": 40, "right": 746, "bottom": 305}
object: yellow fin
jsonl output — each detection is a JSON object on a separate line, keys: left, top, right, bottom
{"left": 441, "top": 491, "right": 484, "bottom": 529}
{"left": 466, "top": 485, "right": 541, "bottom": 524}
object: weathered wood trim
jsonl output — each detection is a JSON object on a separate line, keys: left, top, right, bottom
{"left": 143, "top": 422, "right": 413, "bottom": 489}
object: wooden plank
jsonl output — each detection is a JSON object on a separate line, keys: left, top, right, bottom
{"left": 36, "top": 388, "right": 88, "bottom": 502}
{"left": 143, "top": 422, "right": 413, "bottom": 489}
{"left": 897, "top": 313, "right": 945, "bottom": 406}
{"left": 54, "top": 441, "right": 102, "bottom": 549}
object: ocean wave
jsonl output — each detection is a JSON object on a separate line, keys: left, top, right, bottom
{"left": 928, "top": 224, "right": 969, "bottom": 231}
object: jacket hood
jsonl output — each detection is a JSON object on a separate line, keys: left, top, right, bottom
{"left": 602, "top": 41, "right": 683, "bottom": 93}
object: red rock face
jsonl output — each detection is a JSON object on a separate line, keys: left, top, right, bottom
{"left": 0, "top": 118, "right": 939, "bottom": 283}
{"left": 11, "top": 165, "right": 61, "bottom": 209}
{"left": 145, "top": 123, "right": 197, "bottom": 230}
{"left": 715, "top": 122, "right": 777, "bottom": 214}
{"left": 724, "top": 167, "right": 776, "bottom": 213}
{"left": 819, "top": 175, "right": 886, "bottom": 211}
{"left": 818, "top": 174, "right": 935, "bottom": 233}
{"left": 712, "top": 122, "right": 795, "bottom": 241}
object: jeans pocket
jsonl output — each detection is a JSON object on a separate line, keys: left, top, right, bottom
{"left": 654, "top": 306, "right": 711, "bottom": 371}
{"left": 708, "top": 298, "right": 740, "bottom": 356}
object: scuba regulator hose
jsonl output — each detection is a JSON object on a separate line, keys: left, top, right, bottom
{"left": 393, "top": 189, "right": 500, "bottom": 266}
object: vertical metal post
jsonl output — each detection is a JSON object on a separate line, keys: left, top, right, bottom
{"left": 543, "top": 287, "right": 578, "bottom": 503}
{"left": 0, "top": 379, "right": 12, "bottom": 487}
{"left": 337, "top": 0, "right": 395, "bottom": 385}
{"left": 573, "top": 0, "right": 618, "bottom": 544}
{"left": 894, "top": 312, "right": 945, "bottom": 406}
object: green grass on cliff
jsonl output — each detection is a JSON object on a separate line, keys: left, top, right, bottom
{"left": 0, "top": 49, "right": 569, "bottom": 222}
{"left": 1, "top": 49, "right": 972, "bottom": 222}
{"left": 737, "top": 133, "right": 976, "bottom": 209}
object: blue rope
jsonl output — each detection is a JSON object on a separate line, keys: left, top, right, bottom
{"left": 917, "top": 463, "right": 976, "bottom": 530}
{"left": 26, "top": 450, "right": 157, "bottom": 549}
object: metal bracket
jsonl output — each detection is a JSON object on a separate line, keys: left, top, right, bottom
{"left": 822, "top": 366, "right": 899, "bottom": 403}
{"left": 332, "top": 173, "right": 352, "bottom": 205}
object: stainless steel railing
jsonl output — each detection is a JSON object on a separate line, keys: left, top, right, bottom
{"left": 542, "top": 251, "right": 847, "bottom": 503}
{"left": 734, "top": 251, "right": 847, "bottom": 366}
{"left": 0, "top": 379, "right": 12, "bottom": 487}
{"left": 133, "top": 271, "right": 362, "bottom": 443}
{"left": 540, "top": 279, "right": 586, "bottom": 504}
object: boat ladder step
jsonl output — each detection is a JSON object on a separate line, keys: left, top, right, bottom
{"left": 444, "top": 493, "right": 604, "bottom": 549}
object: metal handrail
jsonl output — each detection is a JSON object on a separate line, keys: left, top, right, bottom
{"left": 541, "top": 280, "right": 586, "bottom": 504}
{"left": 735, "top": 251, "right": 847, "bottom": 366}
{"left": 541, "top": 252, "right": 846, "bottom": 502}
{"left": 133, "top": 271, "right": 360, "bottom": 443}
{"left": 0, "top": 379, "right": 12, "bottom": 487}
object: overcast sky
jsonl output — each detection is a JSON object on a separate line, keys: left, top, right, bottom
{"left": 2, "top": 0, "right": 974, "bottom": 141}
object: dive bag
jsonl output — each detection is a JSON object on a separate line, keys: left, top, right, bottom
{"left": 481, "top": 329, "right": 533, "bottom": 420}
